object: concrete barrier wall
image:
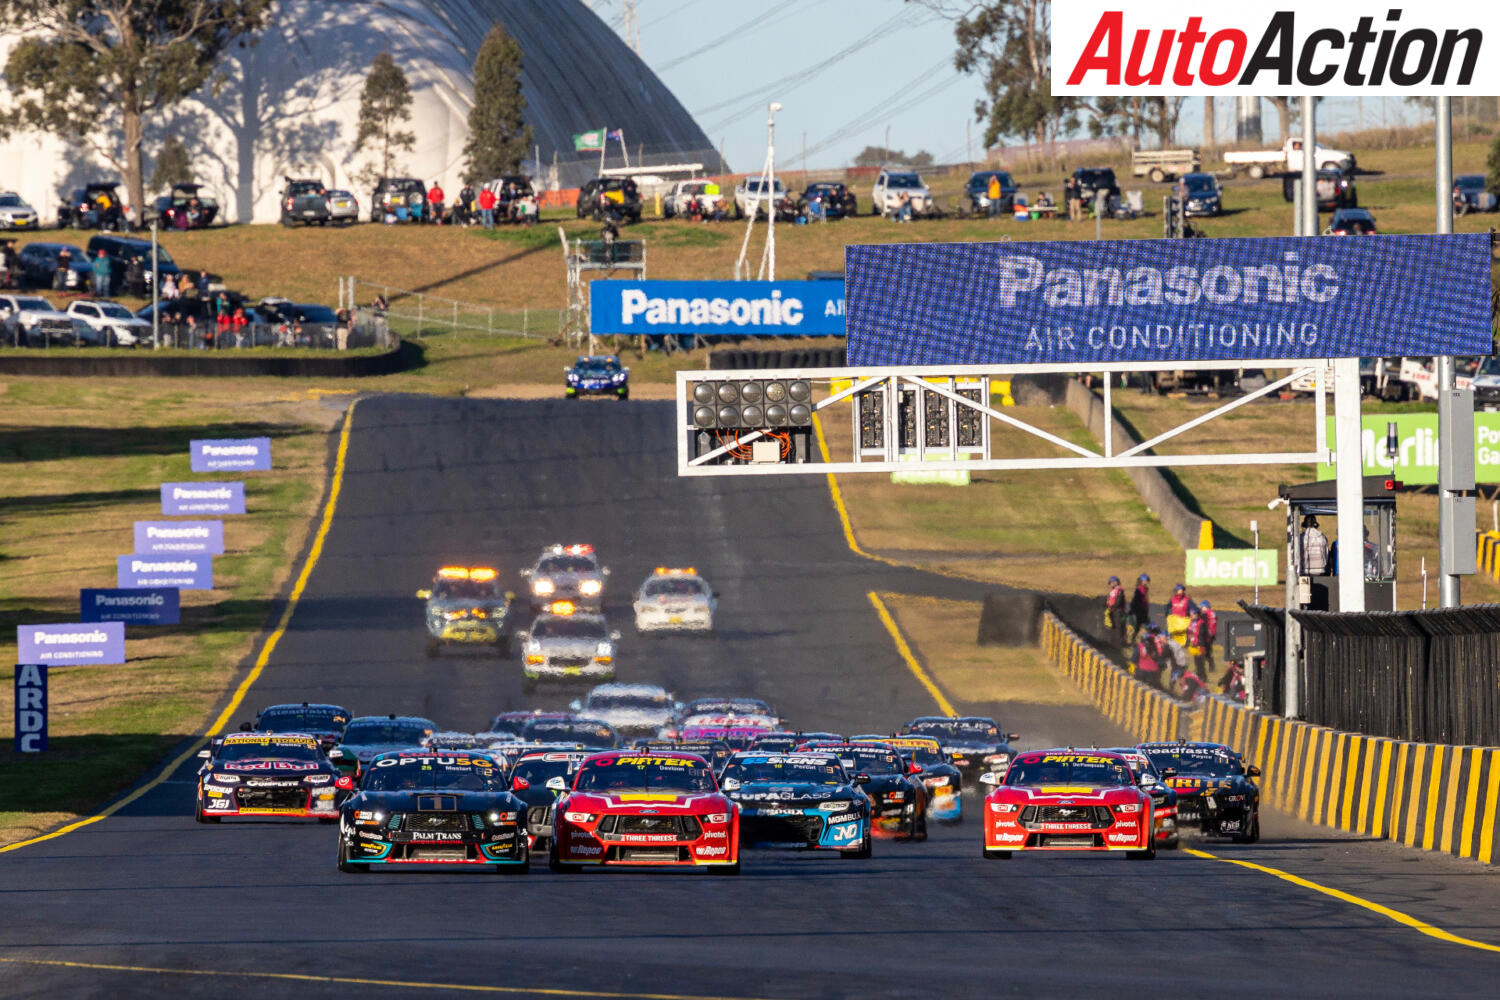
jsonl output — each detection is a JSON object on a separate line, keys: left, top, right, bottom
{"left": 1194, "top": 694, "right": 1500, "bottom": 864}
{"left": 1040, "top": 612, "right": 1185, "bottom": 742}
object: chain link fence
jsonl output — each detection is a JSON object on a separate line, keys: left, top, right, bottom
{"left": 342, "top": 277, "right": 562, "bottom": 342}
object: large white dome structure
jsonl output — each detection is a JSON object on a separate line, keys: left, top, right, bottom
{"left": 0, "top": 0, "right": 724, "bottom": 224}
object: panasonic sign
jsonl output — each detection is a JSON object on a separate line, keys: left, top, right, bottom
{"left": 845, "top": 234, "right": 1492, "bottom": 366}
{"left": 590, "top": 281, "right": 845, "bottom": 337}
{"left": 190, "top": 437, "right": 271, "bottom": 472}
{"left": 17, "top": 622, "right": 126, "bottom": 665}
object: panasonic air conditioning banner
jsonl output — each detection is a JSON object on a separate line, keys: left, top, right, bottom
{"left": 844, "top": 234, "right": 1491, "bottom": 366}
{"left": 590, "top": 281, "right": 845, "bottom": 337}
{"left": 1052, "top": 2, "right": 1500, "bottom": 96}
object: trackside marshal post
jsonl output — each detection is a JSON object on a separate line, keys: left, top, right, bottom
{"left": 14, "top": 664, "right": 46, "bottom": 753}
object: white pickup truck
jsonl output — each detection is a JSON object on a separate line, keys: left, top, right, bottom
{"left": 1224, "top": 137, "right": 1355, "bottom": 179}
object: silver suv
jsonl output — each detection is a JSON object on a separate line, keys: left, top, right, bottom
{"left": 871, "top": 169, "right": 932, "bottom": 217}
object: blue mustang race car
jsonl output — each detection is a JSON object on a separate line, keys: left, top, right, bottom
{"left": 565, "top": 355, "right": 629, "bottom": 400}
{"left": 719, "top": 752, "right": 873, "bottom": 858}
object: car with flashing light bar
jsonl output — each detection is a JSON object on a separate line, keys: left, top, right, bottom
{"left": 982, "top": 749, "right": 1155, "bottom": 859}
{"left": 327, "top": 714, "right": 438, "bottom": 776}
{"left": 571, "top": 683, "right": 681, "bottom": 741}
{"left": 336, "top": 749, "right": 529, "bottom": 872}
{"left": 635, "top": 738, "right": 733, "bottom": 773}
{"left": 1137, "top": 741, "right": 1260, "bottom": 842}
{"left": 903, "top": 716, "right": 1019, "bottom": 786}
{"left": 565, "top": 355, "right": 630, "bottom": 400}
{"left": 798, "top": 741, "right": 926, "bottom": 840}
{"left": 720, "top": 752, "right": 872, "bottom": 857}
{"left": 855, "top": 733, "right": 963, "bottom": 823}
{"left": 415, "top": 565, "right": 515, "bottom": 657}
{"left": 522, "top": 543, "right": 609, "bottom": 612}
{"left": 196, "top": 732, "right": 350, "bottom": 823}
{"left": 1106, "top": 747, "right": 1179, "bottom": 848}
{"left": 632, "top": 566, "right": 718, "bottom": 634}
{"left": 243, "top": 702, "right": 352, "bottom": 751}
{"left": 548, "top": 751, "right": 741, "bottom": 873}
{"left": 518, "top": 606, "right": 619, "bottom": 694}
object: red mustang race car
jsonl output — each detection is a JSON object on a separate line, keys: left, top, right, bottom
{"left": 981, "top": 749, "right": 1156, "bottom": 859}
{"left": 549, "top": 752, "right": 741, "bottom": 874}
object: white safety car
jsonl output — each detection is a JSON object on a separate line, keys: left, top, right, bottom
{"left": 632, "top": 566, "right": 717, "bottom": 634}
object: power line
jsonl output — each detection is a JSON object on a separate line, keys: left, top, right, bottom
{"left": 655, "top": 0, "right": 807, "bottom": 73}
{"left": 642, "top": 0, "right": 710, "bottom": 29}
{"left": 799, "top": 57, "right": 961, "bottom": 163}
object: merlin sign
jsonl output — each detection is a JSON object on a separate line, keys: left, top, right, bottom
{"left": 846, "top": 234, "right": 1492, "bottom": 366}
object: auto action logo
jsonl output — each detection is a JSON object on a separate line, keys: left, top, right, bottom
{"left": 1053, "top": 3, "right": 1500, "bottom": 95}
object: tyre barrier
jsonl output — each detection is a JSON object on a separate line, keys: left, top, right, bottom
{"left": 0, "top": 337, "right": 422, "bottom": 378}
{"left": 708, "top": 347, "right": 847, "bottom": 370}
{"left": 1194, "top": 696, "right": 1500, "bottom": 864}
{"left": 1040, "top": 612, "right": 1184, "bottom": 743}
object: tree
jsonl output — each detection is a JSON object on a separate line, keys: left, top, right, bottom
{"left": 852, "top": 146, "right": 933, "bottom": 168}
{"left": 1088, "top": 96, "right": 1186, "bottom": 149}
{"left": 1487, "top": 133, "right": 1500, "bottom": 196}
{"left": 353, "top": 52, "right": 415, "bottom": 187}
{"left": 151, "top": 133, "right": 193, "bottom": 193}
{"left": 462, "top": 24, "right": 531, "bottom": 183}
{"left": 0, "top": 1, "right": 271, "bottom": 227}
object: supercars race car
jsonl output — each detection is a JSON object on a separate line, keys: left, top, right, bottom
{"left": 636, "top": 738, "right": 734, "bottom": 773}
{"left": 747, "top": 732, "right": 804, "bottom": 755}
{"left": 522, "top": 544, "right": 609, "bottom": 612}
{"left": 416, "top": 566, "right": 515, "bottom": 657}
{"left": 632, "top": 567, "right": 717, "bottom": 634}
{"left": 904, "top": 715, "right": 1020, "bottom": 785}
{"left": 196, "top": 732, "right": 350, "bottom": 823}
{"left": 982, "top": 749, "right": 1155, "bottom": 859}
{"left": 565, "top": 355, "right": 630, "bottom": 400}
{"left": 244, "top": 702, "right": 351, "bottom": 751}
{"left": 519, "top": 607, "right": 619, "bottom": 693}
{"left": 327, "top": 714, "right": 438, "bottom": 776}
{"left": 1138, "top": 741, "right": 1261, "bottom": 842}
{"left": 549, "top": 751, "right": 741, "bottom": 873}
{"left": 423, "top": 731, "right": 518, "bottom": 752}
{"left": 681, "top": 696, "right": 780, "bottom": 725}
{"left": 508, "top": 748, "right": 591, "bottom": 850}
{"left": 571, "top": 683, "right": 680, "bottom": 741}
{"left": 1106, "top": 747, "right": 1179, "bottom": 848}
{"left": 337, "top": 750, "right": 529, "bottom": 872}
{"left": 520, "top": 715, "right": 619, "bottom": 749}
{"left": 857, "top": 734, "right": 963, "bottom": 823}
{"left": 681, "top": 724, "right": 775, "bottom": 750}
{"left": 800, "top": 742, "right": 926, "bottom": 840}
{"left": 720, "top": 752, "right": 873, "bottom": 857}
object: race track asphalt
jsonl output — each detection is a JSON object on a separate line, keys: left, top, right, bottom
{"left": 3, "top": 395, "right": 1500, "bottom": 999}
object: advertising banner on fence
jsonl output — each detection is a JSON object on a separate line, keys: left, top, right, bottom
{"left": 134, "top": 521, "right": 225, "bottom": 555}
{"left": 1317, "top": 413, "right": 1500, "bottom": 484}
{"left": 117, "top": 555, "right": 213, "bottom": 590}
{"left": 161, "top": 482, "right": 245, "bottom": 515}
{"left": 80, "top": 588, "right": 181, "bottom": 625}
{"left": 590, "top": 280, "right": 845, "bottom": 337}
{"left": 17, "top": 623, "right": 126, "bottom": 665}
{"left": 190, "top": 438, "right": 271, "bottom": 472}
{"left": 1052, "top": 3, "right": 1500, "bottom": 97}
{"left": 14, "top": 664, "right": 46, "bottom": 753}
{"left": 1185, "top": 548, "right": 1277, "bottom": 587}
{"left": 845, "top": 234, "right": 1492, "bottom": 366}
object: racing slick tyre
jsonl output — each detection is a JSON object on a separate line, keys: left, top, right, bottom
{"left": 840, "top": 829, "right": 873, "bottom": 859}
{"left": 617, "top": 391, "right": 629, "bottom": 401}
{"left": 983, "top": 848, "right": 1011, "bottom": 859}
{"left": 424, "top": 637, "right": 440, "bottom": 659}
{"left": 1235, "top": 811, "right": 1261, "bottom": 844}
{"left": 337, "top": 839, "right": 368, "bottom": 873}
{"left": 497, "top": 848, "right": 530, "bottom": 874}
{"left": 195, "top": 809, "right": 220, "bottom": 824}
{"left": 522, "top": 676, "right": 538, "bottom": 695}
{"left": 912, "top": 811, "right": 928, "bottom": 843}
{"left": 494, "top": 634, "right": 513, "bottom": 659}
{"left": 1126, "top": 841, "right": 1158, "bottom": 860}
{"left": 548, "top": 841, "right": 580, "bottom": 873}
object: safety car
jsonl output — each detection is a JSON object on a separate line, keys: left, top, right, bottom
{"left": 522, "top": 544, "right": 609, "bottom": 612}
{"left": 518, "top": 606, "right": 619, "bottom": 693}
{"left": 244, "top": 702, "right": 351, "bottom": 750}
{"left": 720, "top": 752, "right": 872, "bottom": 857}
{"left": 508, "top": 748, "right": 591, "bottom": 849}
{"left": 196, "top": 732, "right": 350, "bottom": 823}
{"left": 904, "top": 715, "right": 1020, "bottom": 785}
{"left": 982, "top": 749, "right": 1155, "bottom": 859}
{"left": 548, "top": 751, "right": 741, "bottom": 873}
{"left": 857, "top": 734, "right": 963, "bottom": 822}
{"left": 1137, "top": 741, "right": 1261, "bottom": 842}
{"left": 564, "top": 355, "right": 629, "bottom": 400}
{"left": 1106, "top": 747, "right": 1180, "bottom": 848}
{"left": 632, "top": 567, "right": 717, "bottom": 634}
{"left": 800, "top": 741, "right": 926, "bottom": 840}
{"left": 571, "top": 683, "right": 680, "bottom": 741}
{"left": 337, "top": 750, "right": 529, "bottom": 872}
{"left": 415, "top": 566, "right": 515, "bottom": 657}
{"left": 327, "top": 714, "right": 437, "bottom": 777}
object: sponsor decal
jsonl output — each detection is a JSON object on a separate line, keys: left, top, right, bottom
{"left": 697, "top": 846, "right": 728, "bottom": 856}
{"left": 701, "top": 830, "right": 728, "bottom": 840}
{"left": 828, "top": 822, "right": 861, "bottom": 843}
{"left": 1185, "top": 549, "right": 1278, "bottom": 587}
{"left": 827, "top": 813, "right": 858, "bottom": 824}
{"left": 1107, "top": 832, "right": 1141, "bottom": 844}
{"left": 409, "top": 832, "right": 465, "bottom": 842}
{"left": 990, "top": 831, "right": 1026, "bottom": 843}
{"left": 1319, "top": 413, "right": 1500, "bottom": 486}
{"left": 13, "top": 664, "right": 47, "bottom": 753}
{"left": 16, "top": 622, "right": 126, "bottom": 665}
{"left": 133, "top": 520, "right": 225, "bottom": 555}
{"left": 570, "top": 844, "right": 602, "bottom": 856}
{"left": 591, "top": 280, "right": 845, "bottom": 337}
{"left": 160, "top": 482, "right": 246, "bottom": 515}
{"left": 191, "top": 438, "right": 271, "bottom": 472}
{"left": 117, "top": 555, "right": 213, "bottom": 591}
{"left": 623, "top": 834, "right": 679, "bottom": 843}
{"left": 371, "top": 755, "right": 493, "bottom": 769}
{"left": 1037, "top": 754, "right": 1119, "bottom": 765}
{"left": 221, "top": 761, "right": 319, "bottom": 772}
{"left": 80, "top": 588, "right": 181, "bottom": 625}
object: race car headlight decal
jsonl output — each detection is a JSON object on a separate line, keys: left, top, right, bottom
{"left": 817, "top": 801, "right": 852, "bottom": 811}
{"left": 580, "top": 579, "right": 603, "bottom": 597}
{"left": 1114, "top": 803, "right": 1143, "bottom": 814}
{"left": 525, "top": 655, "right": 545, "bottom": 665}
{"left": 985, "top": 754, "right": 1010, "bottom": 766}
{"left": 532, "top": 579, "right": 555, "bottom": 596}
{"left": 883, "top": 791, "right": 906, "bottom": 801}
{"left": 210, "top": 774, "right": 240, "bottom": 784}
{"left": 567, "top": 373, "right": 579, "bottom": 382}
{"left": 486, "top": 811, "right": 517, "bottom": 824}
{"left": 564, "top": 811, "right": 595, "bottom": 823}
{"left": 989, "top": 802, "right": 1019, "bottom": 812}
{"left": 923, "top": 776, "right": 951, "bottom": 788}
{"left": 705, "top": 813, "right": 730, "bottom": 824}
{"left": 306, "top": 775, "right": 331, "bottom": 784}
{"left": 443, "top": 610, "right": 465, "bottom": 620}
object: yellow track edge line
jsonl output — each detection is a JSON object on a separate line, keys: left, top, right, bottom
{"left": 0, "top": 956, "right": 776, "bottom": 1000}
{"left": 0, "top": 400, "right": 360, "bottom": 856}
{"left": 867, "top": 591, "right": 958, "bottom": 717}
{"left": 1182, "top": 847, "right": 1500, "bottom": 954}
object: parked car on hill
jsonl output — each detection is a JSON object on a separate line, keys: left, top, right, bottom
{"left": 1071, "top": 167, "right": 1120, "bottom": 206}
{"left": 66, "top": 299, "right": 151, "bottom": 346}
{"left": 964, "top": 170, "right": 1017, "bottom": 215}
{"left": 485, "top": 174, "right": 536, "bottom": 218}
{"left": 733, "top": 177, "right": 792, "bottom": 220}
{"left": 663, "top": 180, "right": 713, "bottom": 218}
{"left": 58, "top": 182, "right": 126, "bottom": 230}
{"left": 0, "top": 293, "right": 82, "bottom": 346}
{"left": 1453, "top": 174, "right": 1497, "bottom": 215}
{"left": 1327, "top": 207, "right": 1377, "bottom": 235}
{"left": 798, "top": 181, "right": 857, "bottom": 219}
{"left": 147, "top": 183, "right": 219, "bottom": 229}
{"left": 370, "top": 177, "right": 429, "bottom": 224}
{"left": 16, "top": 242, "right": 91, "bottom": 292}
{"left": 577, "top": 177, "right": 642, "bottom": 223}
{"left": 1177, "top": 172, "right": 1222, "bottom": 217}
{"left": 280, "top": 178, "right": 331, "bottom": 227}
{"left": 0, "top": 191, "right": 40, "bottom": 231}
{"left": 1282, "top": 168, "right": 1356, "bottom": 210}
{"left": 871, "top": 169, "right": 932, "bottom": 217}
{"left": 86, "top": 234, "right": 181, "bottom": 291}
{"left": 325, "top": 189, "right": 360, "bottom": 225}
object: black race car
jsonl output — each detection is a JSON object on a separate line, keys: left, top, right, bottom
{"left": 243, "top": 702, "right": 352, "bottom": 751}
{"left": 565, "top": 354, "right": 629, "bottom": 400}
{"left": 1138, "top": 740, "right": 1260, "bottom": 842}
{"left": 903, "top": 716, "right": 1019, "bottom": 786}
{"left": 720, "top": 751, "right": 873, "bottom": 856}
{"left": 327, "top": 714, "right": 437, "bottom": 776}
{"left": 635, "top": 738, "right": 734, "bottom": 774}
{"left": 337, "top": 749, "right": 529, "bottom": 872}
{"left": 196, "top": 732, "right": 351, "bottom": 823}
{"left": 1107, "top": 747, "right": 1180, "bottom": 848}
{"left": 747, "top": 731, "right": 804, "bottom": 755}
{"left": 508, "top": 748, "right": 591, "bottom": 850}
{"left": 855, "top": 734, "right": 964, "bottom": 823}
{"left": 520, "top": 715, "right": 618, "bottom": 749}
{"left": 802, "top": 742, "right": 926, "bottom": 840}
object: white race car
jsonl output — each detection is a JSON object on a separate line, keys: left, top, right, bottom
{"left": 632, "top": 567, "right": 717, "bottom": 634}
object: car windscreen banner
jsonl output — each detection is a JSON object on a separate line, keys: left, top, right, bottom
{"left": 1052, "top": 3, "right": 1500, "bottom": 96}
{"left": 590, "top": 280, "right": 844, "bottom": 337}
{"left": 845, "top": 234, "right": 1491, "bottom": 366}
